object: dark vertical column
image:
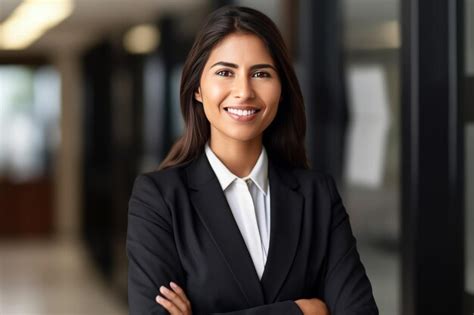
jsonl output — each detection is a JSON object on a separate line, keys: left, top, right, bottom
{"left": 159, "top": 17, "right": 175, "bottom": 156}
{"left": 462, "top": 12, "right": 473, "bottom": 314}
{"left": 298, "top": 0, "right": 348, "bottom": 183}
{"left": 82, "top": 40, "right": 114, "bottom": 278}
{"left": 400, "top": 0, "right": 465, "bottom": 314}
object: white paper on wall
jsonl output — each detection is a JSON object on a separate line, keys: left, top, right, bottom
{"left": 345, "top": 65, "right": 391, "bottom": 188}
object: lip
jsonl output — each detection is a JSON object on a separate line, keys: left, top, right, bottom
{"left": 224, "top": 107, "right": 260, "bottom": 122}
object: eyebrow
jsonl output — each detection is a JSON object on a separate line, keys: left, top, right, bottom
{"left": 210, "top": 61, "right": 277, "bottom": 72}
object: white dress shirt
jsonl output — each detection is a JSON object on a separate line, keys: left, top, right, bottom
{"left": 204, "top": 141, "right": 271, "bottom": 279}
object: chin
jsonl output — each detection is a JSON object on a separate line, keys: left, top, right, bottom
{"left": 225, "top": 131, "right": 262, "bottom": 143}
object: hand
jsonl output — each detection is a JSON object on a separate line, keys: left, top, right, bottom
{"left": 294, "top": 298, "right": 329, "bottom": 315}
{"left": 156, "top": 281, "right": 192, "bottom": 314}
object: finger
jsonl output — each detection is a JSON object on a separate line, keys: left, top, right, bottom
{"left": 156, "top": 295, "right": 179, "bottom": 314}
{"left": 156, "top": 295, "right": 182, "bottom": 314}
{"left": 170, "top": 282, "right": 192, "bottom": 307}
{"left": 160, "top": 286, "right": 189, "bottom": 313}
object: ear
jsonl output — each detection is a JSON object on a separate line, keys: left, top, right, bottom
{"left": 194, "top": 87, "right": 203, "bottom": 103}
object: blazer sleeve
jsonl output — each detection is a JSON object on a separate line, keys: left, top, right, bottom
{"left": 127, "top": 174, "right": 303, "bottom": 315}
{"left": 323, "top": 175, "right": 379, "bottom": 315}
{"left": 127, "top": 174, "right": 187, "bottom": 315}
{"left": 210, "top": 301, "right": 303, "bottom": 315}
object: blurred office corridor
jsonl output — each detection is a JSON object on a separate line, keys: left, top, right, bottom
{"left": 0, "top": 0, "right": 472, "bottom": 314}
{"left": 0, "top": 239, "right": 127, "bottom": 314}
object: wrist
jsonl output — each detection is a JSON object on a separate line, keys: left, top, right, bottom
{"left": 294, "top": 298, "right": 329, "bottom": 315}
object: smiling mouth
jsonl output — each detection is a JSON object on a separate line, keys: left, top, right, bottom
{"left": 224, "top": 107, "right": 261, "bottom": 116}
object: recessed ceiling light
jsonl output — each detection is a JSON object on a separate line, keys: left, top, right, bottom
{"left": 123, "top": 24, "right": 160, "bottom": 54}
{"left": 0, "top": 0, "right": 74, "bottom": 50}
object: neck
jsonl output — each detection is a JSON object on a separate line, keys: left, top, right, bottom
{"left": 209, "top": 135, "right": 262, "bottom": 178}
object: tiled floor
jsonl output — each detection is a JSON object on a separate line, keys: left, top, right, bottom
{"left": 0, "top": 239, "right": 127, "bottom": 315}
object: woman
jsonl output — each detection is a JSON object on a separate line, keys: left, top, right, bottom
{"left": 127, "top": 5, "right": 378, "bottom": 315}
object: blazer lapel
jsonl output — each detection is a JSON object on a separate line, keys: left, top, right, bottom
{"left": 260, "top": 159, "right": 304, "bottom": 303}
{"left": 185, "top": 153, "right": 265, "bottom": 307}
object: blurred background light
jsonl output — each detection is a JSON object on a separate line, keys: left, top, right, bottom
{"left": 378, "top": 20, "right": 400, "bottom": 48}
{"left": 345, "top": 19, "right": 400, "bottom": 50}
{"left": 123, "top": 23, "right": 160, "bottom": 54}
{"left": 0, "top": 0, "right": 74, "bottom": 50}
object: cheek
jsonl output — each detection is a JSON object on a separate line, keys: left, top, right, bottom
{"left": 201, "top": 85, "right": 224, "bottom": 119}
{"left": 202, "top": 105, "right": 220, "bottom": 127}
{"left": 263, "top": 85, "right": 281, "bottom": 111}
{"left": 201, "top": 81, "right": 228, "bottom": 105}
{"left": 260, "top": 85, "right": 281, "bottom": 125}
{"left": 266, "top": 103, "right": 279, "bottom": 126}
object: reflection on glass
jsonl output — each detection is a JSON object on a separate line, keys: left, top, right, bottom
{"left": 0, "top": 65, "right": 60, "bottom": 183}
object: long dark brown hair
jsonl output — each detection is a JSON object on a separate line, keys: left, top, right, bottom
{"left": 158, "top": 5, "right": 310, "bottom": 170}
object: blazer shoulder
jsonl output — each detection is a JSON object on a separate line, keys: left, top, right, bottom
{"left": 137, "top": 161, "right": 190, "bottom": 189}
{"left": 129, "top": 163, "right": 191, "bottom": 217}
{"left": 131, "top": 160, "right": 191, "bottom": 195}
{"left": 288, "top": 167, "right": 342, "bottom": 201}
{"left": 291, "top": 167, "right": 334, "bottom": 186}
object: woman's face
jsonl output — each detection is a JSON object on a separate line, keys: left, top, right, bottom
{"left": 195, "top": 32, "right": 282, "bottom": 145}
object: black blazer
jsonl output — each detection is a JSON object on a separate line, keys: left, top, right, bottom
{"left": 126, "top": 152, "right": 378, "bottom": 315}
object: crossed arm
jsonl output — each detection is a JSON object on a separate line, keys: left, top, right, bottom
{"left": 127, "top": 174, "right": 322, "bottom": 315}
{"left": 155, "top": 281, "right": 329, "bottom": 315}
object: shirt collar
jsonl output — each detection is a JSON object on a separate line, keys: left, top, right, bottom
{"left": 204, "top": 141, "right": 269, "bottom": 195}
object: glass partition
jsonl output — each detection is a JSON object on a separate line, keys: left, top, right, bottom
{"left": 342, "top": 1, "right": 400, "bottom": 314}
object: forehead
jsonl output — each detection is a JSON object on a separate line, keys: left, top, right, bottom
{"left": 206, "top": 33, "right": 275, "bottom": 66}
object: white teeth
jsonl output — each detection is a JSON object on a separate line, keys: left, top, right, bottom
{"left": 227, "top": 108, "right": 257, "bottom": 116}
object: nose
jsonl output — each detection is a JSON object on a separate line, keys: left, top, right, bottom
{"left": 233, "top": 75, "right": 255, "bottom": 100}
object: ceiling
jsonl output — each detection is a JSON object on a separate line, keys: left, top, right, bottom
{"left": 0, "top": 0, "right": 399, "bottom": 57}
{"left": 0, "top": 0, "right": 206, "bottom": 55}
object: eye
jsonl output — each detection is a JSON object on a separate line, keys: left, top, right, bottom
{"left": 253, "top": 71, "right": 271, "bottom": 78}
{"left": 216, "top": 70, "right": 233, "bottom": 77}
